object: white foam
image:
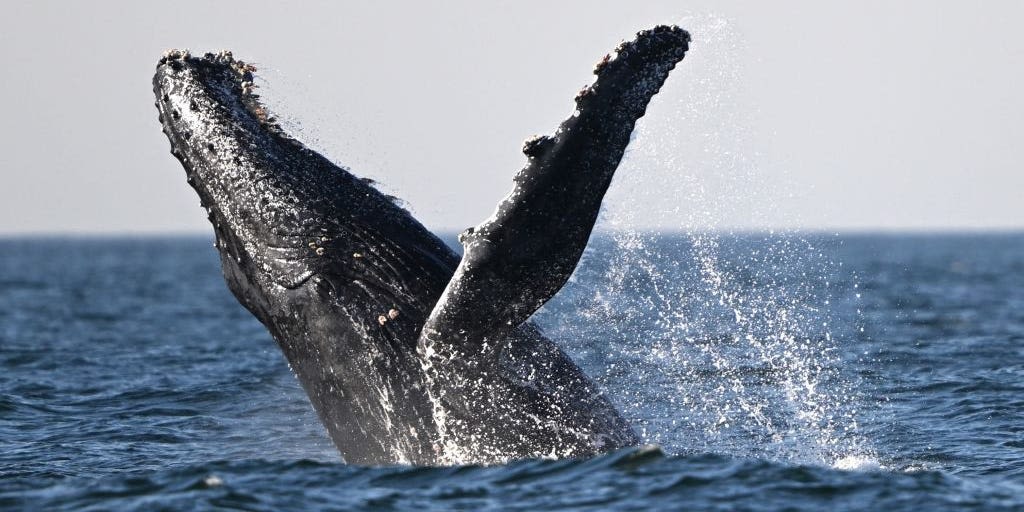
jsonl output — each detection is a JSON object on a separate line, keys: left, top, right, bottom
{"left": 545, "top": 13, "right": 878, "bottom": 467}
{"left": 832, "top": 454, "right": 882, "bottom": 472}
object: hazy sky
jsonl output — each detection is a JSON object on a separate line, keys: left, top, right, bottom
{"left": 1, "top": 1, "right": 1021, "bottom": 234}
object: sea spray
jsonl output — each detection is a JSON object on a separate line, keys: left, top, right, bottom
{"left": 539, "top": 14, "right": 875, "bottom": 467}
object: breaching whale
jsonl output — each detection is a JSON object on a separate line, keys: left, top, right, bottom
{"left": 153, "top": 26, "right": 690, "bottom": 465}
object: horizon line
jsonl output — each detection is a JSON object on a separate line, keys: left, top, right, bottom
{"left": 1, "top": 226, "right": 1022, "bottom": 239}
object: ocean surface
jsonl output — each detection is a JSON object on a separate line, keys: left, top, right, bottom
{"left": 1, "top": 232, "right": 1022, "bottom": 510}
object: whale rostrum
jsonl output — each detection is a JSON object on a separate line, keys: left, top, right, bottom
{"left": 153, "top": 26, "right": 690, "bottom": 465}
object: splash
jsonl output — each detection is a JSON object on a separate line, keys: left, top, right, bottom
{"left": 541, "top": 14, "right": 875, "bottom": 467}
{"left": 245, "top": 16, "right": 876, "bottom": 467}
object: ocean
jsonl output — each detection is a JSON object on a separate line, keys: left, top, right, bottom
{"left": 1, "top": 232, "right": 1022, "bottom": 510}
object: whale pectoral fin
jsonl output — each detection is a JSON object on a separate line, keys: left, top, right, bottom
{"left": 419, "top": 26, "right": 690, "bottom": 350}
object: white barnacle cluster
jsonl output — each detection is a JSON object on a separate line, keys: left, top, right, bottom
{"left": 241, "top": 79, "right": 256, "bottom": 96}
{"left": 306, "top": 236, "right": 329, "bottom": 257}
{"left": 208, "top": 49, "right": 257, "bottom": 79}
{"left": 161, "top": 48, "right": 191, "bottom": 62}
{"left": 377, "top": 308, "right": 400, "bottom": 326}
{"left": 194, "top": 50, "right": 285, "bottom": 137}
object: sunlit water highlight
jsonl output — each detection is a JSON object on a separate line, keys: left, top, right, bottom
{"left": 538, "top": 14, "right": 872, "bottom": 468}
{"left": 2, "top": 234, "right": 1023, "bottom": 511}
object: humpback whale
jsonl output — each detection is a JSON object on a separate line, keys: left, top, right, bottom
{"left": 153, "top": 26, "right": 690, "bottom": 465}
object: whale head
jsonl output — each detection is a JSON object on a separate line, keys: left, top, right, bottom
{"left": 152, "top": 50, "right": 455, "bottom": 326}
{"left": 153, "top": 49, "right": 459, "bottom": 463}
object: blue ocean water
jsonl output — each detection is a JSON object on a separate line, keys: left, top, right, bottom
{"left": 1, "top": 233, "right": 1022, "bottom": 510}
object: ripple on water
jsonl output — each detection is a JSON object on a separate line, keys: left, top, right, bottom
{"left": 2, "top": 234, "right": 1024, "bottom": 510}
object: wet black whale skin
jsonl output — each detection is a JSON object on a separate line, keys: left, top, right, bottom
{"left": 153, "top": 26, "right": 689, "bottom": 465}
